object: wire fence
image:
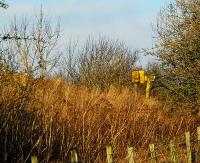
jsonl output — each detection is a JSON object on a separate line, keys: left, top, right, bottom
{"left": 31, "top": 126, "right": 200, "bottom": 163}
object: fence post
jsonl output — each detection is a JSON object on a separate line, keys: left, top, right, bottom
{"left": 106, "top": 146, "right": 114, "bottom": 163}
{"left": 70, "top": 149, "right": 79, "bottom": 163}
{"left": 170, "top": 140, "right": 177, "bottom": 163}
{"left": 31, "top": 156, "right": 38, "bottom": 163}
{"left": 197, "top": 127, "right": 200, "bottom": 162}
{"left": 185, "top": 132, "right": 192, "bottom": 163}
{"left": 127, "top": 147, "right": 135, "bottom": 163}
{"left": 197, "top": 127, "right": 200, "bottom": 143}
{"left": 149, "top": 144, "right": 157, "bottom": 163}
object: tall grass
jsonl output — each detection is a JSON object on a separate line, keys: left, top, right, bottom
{"left": 0, "top": 74, "right": 199, "bottom": 162}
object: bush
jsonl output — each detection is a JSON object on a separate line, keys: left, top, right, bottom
{"left": 62, "top": 37, "right": 138, "bottom": 90}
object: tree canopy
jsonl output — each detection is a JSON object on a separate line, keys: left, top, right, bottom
{"left": 0, "top": 0, "right": 8, "bottom": 9}
{"left": 153, "top": 0, "right": 200, "bottom": 110}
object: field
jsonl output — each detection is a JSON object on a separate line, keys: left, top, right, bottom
{"left": 0, "top": 74, "right": 199, "bottom": 162}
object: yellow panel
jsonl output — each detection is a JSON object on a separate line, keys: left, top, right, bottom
{"left": 139, "top": 70, "right": 145, "bottom": 83}
{"left": 132, "top": 71, "right": 140, "bottom": 83}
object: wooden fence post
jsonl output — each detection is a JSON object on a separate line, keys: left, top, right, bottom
{"left": 106, "top": 146, "right": 114, "bottom": 163}
{"left": 149, "top": 144, "right": 157, "bottom": 163}
{"left": 185, "top": 132, "right": 192, "bottom": 163}
{"left": 170, "top": 140, "right": 177, "bottom": 163}
{"left": 127, "top": 147, "right": 135, "bottom": 163}
{"left": 31, "top": 156, "right": 38, "bottom": 163}
{"left": 70, "top": 149, "right": 79, "bottom": 163}
{"left": 197, "top": 127, "right": 200, "bottom": 143}
{"left": 197, "top": 127, "right": 200, "bottom": 162}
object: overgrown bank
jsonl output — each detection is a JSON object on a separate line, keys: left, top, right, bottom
{"left": 0, "top": 75, "right": 199, "bottom": 162}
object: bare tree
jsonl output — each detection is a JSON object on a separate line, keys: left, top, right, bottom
{"left": 0, "top": 9, "right": 61, "bottom": 77}
{"left": 62, "top": 37, "right": 138, "bottom": 89}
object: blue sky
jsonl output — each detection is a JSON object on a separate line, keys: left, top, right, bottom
{"left": 0, "top": 0, "right": 169, "bottom": 65}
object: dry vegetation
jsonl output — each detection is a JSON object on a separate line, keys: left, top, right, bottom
{"left": 1, "top": 1, "right": 200, "bottom": 162}
{"left": 0, "top": 73, "right": 199, "bottom": 162}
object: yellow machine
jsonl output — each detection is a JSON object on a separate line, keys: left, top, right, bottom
{"left": 132, "top": 71, "right": 140, "bottom": 83}
{"left": 132, "top": 70, "right": 155, "bottom": 98}
{"left": 139, "top": 70, "right": 145, "bottom": 83}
